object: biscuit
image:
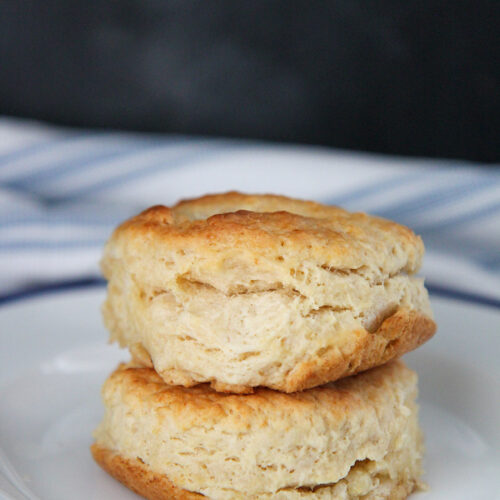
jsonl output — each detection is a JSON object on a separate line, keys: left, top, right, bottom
{"left": 101, "top": 192, "right": 436, "bottom": 392}
{"left": 92, "top": 360, "right": 424, "bottom": 500}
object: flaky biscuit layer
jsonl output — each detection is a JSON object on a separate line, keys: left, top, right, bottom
{"left": 92, "top": 361, "right": 423, "bottom": 499}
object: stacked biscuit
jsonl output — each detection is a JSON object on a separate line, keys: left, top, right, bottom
{"left": 92, "top": 192, "right": 436, "bottom": 499}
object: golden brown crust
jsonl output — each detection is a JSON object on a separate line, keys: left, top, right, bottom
{"left": 174, "top": 192, "right": 328, "bottom": 218}
{"left": 98, "top": 360, "right": 413, "bottom": 429}
{"left": 281, "top": 308, "right": 436, "bottom": 393}
{"left": 106, "top": 191, "right": 424, "bottom": 276}
{"left": 91, "top": 444, "right": 203, "bottom": 499}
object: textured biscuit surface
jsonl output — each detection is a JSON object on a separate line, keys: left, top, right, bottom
{"left": 92, "top": 361, "right": 423, "bottom": 499}
{"left": 102, "top": 192, "right": 436, "bottom": 392}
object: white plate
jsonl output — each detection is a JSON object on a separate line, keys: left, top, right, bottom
{"left": 0, "top": 287, "right": 499, "bottom": 500}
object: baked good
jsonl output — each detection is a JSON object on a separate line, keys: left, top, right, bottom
{"left": 101, "top": 192, "right": 436, "bottom": 393}
{"left": 92, "top": 360, "right": 424, "bottom": 500}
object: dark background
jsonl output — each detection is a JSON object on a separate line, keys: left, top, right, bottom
{"left": 1, "top": 1, "right": 498, "bottom": 161}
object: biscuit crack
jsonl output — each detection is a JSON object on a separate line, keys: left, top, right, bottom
{"left": 319, "top": 264, "right": 404, "bottom": 284}
{"left": 175, "top": 274, "right": 302, "bottom": 298}
{"left": 274, "top": 457, "right": 395, "bottom": 495}
{"left": 305, "top": 304, "right": 352, "bottom": 317}
{"left": 320, "top": 264, "right": 368, "bottom": 277}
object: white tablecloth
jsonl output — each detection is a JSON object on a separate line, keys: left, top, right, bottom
{"left": 1, "top": 117, "right": 499, "bottom": 302}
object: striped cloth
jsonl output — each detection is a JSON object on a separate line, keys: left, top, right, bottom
{"left": 1, "top": 116, "right": 499, "bottom": 302}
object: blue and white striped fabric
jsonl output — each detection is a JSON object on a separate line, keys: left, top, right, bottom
{"left": 1, "top": 116, "right": 499, "bottom": 302}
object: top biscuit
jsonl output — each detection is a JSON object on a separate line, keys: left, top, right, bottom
{"left": 102, "top": 192, "right": 435, "bottom": 393}
{"left": 113, "top": 192, "right": 424, "bottom": 278}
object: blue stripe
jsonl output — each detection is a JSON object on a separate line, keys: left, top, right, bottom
{"left": 5, "top": 144, "right": 147, "bottom": 187}
{"left": 5, "top": 137, "right": 195, "bottom": 187}
{"left": 0, "top": 239, "right": 105, "bottom": 250}
{"left": 0, "top": 214, "right": 128, "bottom": 227}
{"left": 375, "top": 177, "right": 499, "bottom": 220}
{"left": 61, "top": 143, "right": 237, "bottom": 200}
{"left": 325, "top": 172, "right": 423, "bottom": 206}
{"left": 415, "top": 200, "right": 500, "bottom": 232}
{"left": 475, "top": 254, "right": 500, "bottom": 269}
{"left": 0, "top": 132, "right": 97, "bottom": 171}
{"left": 423, "top": 234, "right": 500, "bottom": 262}
{"left": 426, "top": 282, "right": 500, "bottom": 309}
{"left": 0, "top": 278, "right": 105, "bottom": 306}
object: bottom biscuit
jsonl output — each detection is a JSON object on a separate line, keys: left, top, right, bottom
{"left": 92, "top": 361, "right": 424, "bottom": 499}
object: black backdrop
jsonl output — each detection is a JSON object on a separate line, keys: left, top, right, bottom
{"left": 1, "top": 1, "right": 498, "bottom": 161}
